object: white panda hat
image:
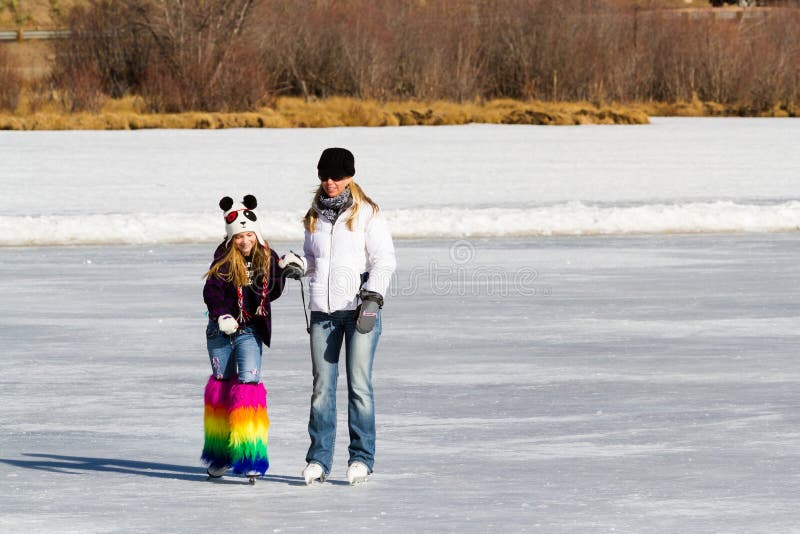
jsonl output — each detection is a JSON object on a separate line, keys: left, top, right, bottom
{"left": 219, "top": 195, "right": 265, "bottom": 247}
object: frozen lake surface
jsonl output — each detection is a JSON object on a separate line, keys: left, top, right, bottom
{"left": 2, "top": 119, "right": 799, "bottom": 531}
{"left": 2, "top": 235, "right": 799, "bottom": 533}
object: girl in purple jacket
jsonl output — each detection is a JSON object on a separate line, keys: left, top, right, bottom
{"left": 201, "top": 194, "right": 286, "bottom": 484}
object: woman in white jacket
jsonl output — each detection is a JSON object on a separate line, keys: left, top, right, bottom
{"left": 286, "top": 147, "right": 396, "bottom": 485}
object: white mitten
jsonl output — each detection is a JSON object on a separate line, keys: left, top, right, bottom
{"left": 279, "top": 251, "right": 307, "bottom": 279}
{"left": 217, "top": 314, "right": 239, "bottom": 335}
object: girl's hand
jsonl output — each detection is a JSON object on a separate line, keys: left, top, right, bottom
{"left": 217, "top": 314, "right": 239, "bottom": 335}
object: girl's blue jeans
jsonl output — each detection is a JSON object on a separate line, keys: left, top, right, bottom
{"left": 306, "top": 310, "right": 382, "bottom": 475}
{"left": 206, "top": 320, "right": 263, "bottom": 383}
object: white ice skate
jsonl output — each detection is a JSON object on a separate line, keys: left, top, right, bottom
{"left": 302, "top": 463, "right": 325, "bottom": 485}
{"left": 206, "top": 465, "right": 229, "bottom": 479}
{"left": 346, "top": 461, "right": 370, "bottom": 485}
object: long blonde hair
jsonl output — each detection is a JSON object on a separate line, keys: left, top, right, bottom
{"left": 304, "top": 181, "right": 380, "bottom": 233}
{"left": 204, "top": 240, "right": 271, "bottom": 287}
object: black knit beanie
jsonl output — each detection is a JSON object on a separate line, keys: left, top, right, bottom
{"left": 317, "top": 147, "right": 355, "bottom": 179}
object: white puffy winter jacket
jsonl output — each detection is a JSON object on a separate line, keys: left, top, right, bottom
{"left": 303, "top": 205, "right": 396, "bottom": 313}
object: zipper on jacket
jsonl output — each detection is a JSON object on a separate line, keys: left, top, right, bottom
{"left": 327, "top": 220, "right": 335, "bottom": 313}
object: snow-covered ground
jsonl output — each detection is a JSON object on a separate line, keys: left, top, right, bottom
{"left": 2, "top": 118, "right": 800, "bottom": 245}
{"left": 1, "top": 235, "right": 799, "bottom": 532}
{"left": 2, "top": 119, "right": 800, "bottom": 532}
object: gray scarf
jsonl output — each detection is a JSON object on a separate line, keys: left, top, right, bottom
{"left": 317, "top": 187, "right": 353, "bottom": 224}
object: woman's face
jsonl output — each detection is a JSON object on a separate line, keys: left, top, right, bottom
{"left": 320, "top": 176, "right": 352, "bottom": 198}
{"left": 233, "top": 232, "right": 256, "bottom": 256}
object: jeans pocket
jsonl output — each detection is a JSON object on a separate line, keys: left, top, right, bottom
{"left": 206, "top": 321, "right": 219, "bottom": 339}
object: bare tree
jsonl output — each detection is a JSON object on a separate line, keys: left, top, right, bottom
{"left": 52, "top": 0, "right": 154, "bottom": 100}
{"left": 138, "top": 0, "right": 268, "bottom": 111}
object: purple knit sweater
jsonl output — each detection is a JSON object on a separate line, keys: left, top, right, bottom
{"left": 203, "top": 242, "right": 286, "bottom": 347}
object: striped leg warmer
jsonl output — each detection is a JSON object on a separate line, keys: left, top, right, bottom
{"left": 201, "top": 376, "right": 235, "bottom": 468}
{"left": 228, "top": 382, "right": 270, "bottom": 475}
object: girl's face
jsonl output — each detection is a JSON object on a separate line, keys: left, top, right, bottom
{"left": 233, "top": 232, "right": 256, "bottom": 256}
{"left": 320, "top": 176, "right": 352, "bottom": 198}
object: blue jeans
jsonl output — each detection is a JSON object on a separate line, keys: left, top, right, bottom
{"left": 206, "top": 320, "right": 263, "bottom": 383}
{"left": 306, "top": 310, "right": 382, "bottom": 475}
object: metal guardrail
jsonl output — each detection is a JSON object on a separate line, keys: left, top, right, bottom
{"left": 0, "top": 29, "right": 71, "bottom": 42}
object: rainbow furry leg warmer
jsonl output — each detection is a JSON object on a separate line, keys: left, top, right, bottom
{"left": 201, "top": 376, "right": 235, "bottom": 469}
{"left": 229, "top": 382, "right": 270, "bottom": 475}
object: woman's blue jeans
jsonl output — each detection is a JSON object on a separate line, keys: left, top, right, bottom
{"left": 306, "top": 309, "right": 382, "bottom": 475}
{"left": 206, "top": 320, "right": 263, "bottom": 383}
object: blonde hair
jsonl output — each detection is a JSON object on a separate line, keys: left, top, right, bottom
{"left": 204, "top": 240, "right": 271, "bottom": 286}
{"left": 303, "top": 181, "right": 379, "bottom": 233}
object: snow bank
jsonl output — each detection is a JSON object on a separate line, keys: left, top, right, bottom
{"left": 3, "top": 200, "right": 799, "bottom": 246}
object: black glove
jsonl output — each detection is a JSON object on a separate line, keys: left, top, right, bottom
{"left": 282, "top": 263, "right": 304, "bottom": 280}
{"left": 355, "top": 289, "right": 383, "bottom": 334}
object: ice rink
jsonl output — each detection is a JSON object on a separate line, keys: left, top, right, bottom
{"left": 2, "top": 234, "right": 799, "bottom": 533}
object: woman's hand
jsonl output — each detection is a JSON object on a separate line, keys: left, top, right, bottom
{"left": 356, "top": 290, "right": 383, "bottom": 334}
{"left": 279, "top": 251, "right": 307, "bottom": 280}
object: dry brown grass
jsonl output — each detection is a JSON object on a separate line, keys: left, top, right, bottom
{"left": 0, "top": 96, "right": 650, "bottom": 130}
{"left": 0, "top": 0, "right": 81, "bottom": 29}
{"left": 639, "top": 95, "right": 800, "bottom": 117}
{"left": 0, "top": 41, "right": 51, "bottom": 80}
{"left": 271, "top": 97, "right": 651, "bottom": 127}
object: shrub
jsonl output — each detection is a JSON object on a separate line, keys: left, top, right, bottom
{"left": 137, "top": 0, "right": 270, "bottom": 112}
{"left": 52, "top": 0, "right": 153, "bottom": 99}
{"left": 0, "top": 46, "right": 21, "bottom": 111}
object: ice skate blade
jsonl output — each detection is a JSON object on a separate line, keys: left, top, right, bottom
{"left": 206, "top": 465, "right": 229, "bottom": 479}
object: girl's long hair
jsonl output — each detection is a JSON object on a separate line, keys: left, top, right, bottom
{"left": 303, "top": 181, "right": 379, "bottom": 233}
{"left": 204, "top": 239, "right": 271, "bottom": 286}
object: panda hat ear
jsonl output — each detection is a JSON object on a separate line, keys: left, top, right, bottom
{"left": 242, "top": 195, "right": 258, "bottom": 210}
{"left": 219, "top": 196, "right": 234, "bottom": 211}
